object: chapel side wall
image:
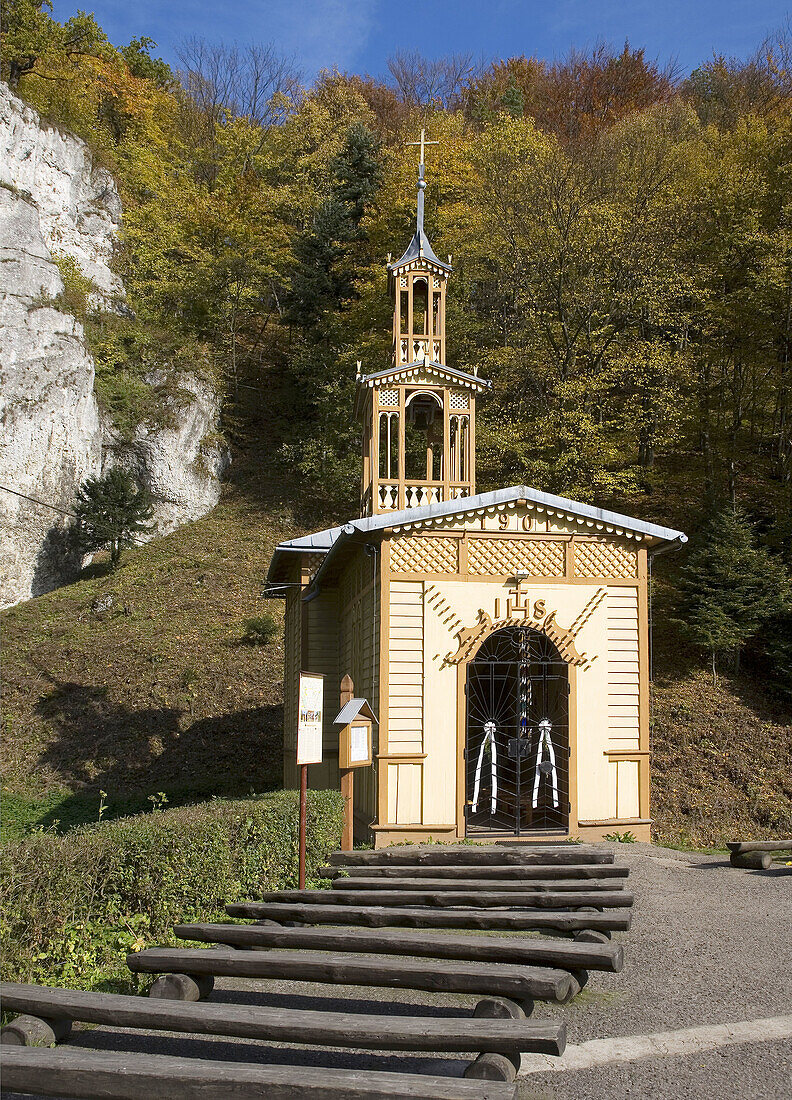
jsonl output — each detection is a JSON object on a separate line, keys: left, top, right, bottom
{"left": 338, "top": 553, "right": 379, "bottom": 825}
{"left": 282, "top": 582, "right": 301, "bottom": 791}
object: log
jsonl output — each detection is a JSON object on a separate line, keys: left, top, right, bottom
{"left": 0, "top": 983, "right": 565, "bottom": 1056}
{"left": 727, "top": 840, "right": 792, "bottom": 854}
{"left": 320, "top": 864, "right": 629, "bottom": 881}
{"left": 464, "top": 1053, "right": 518, "bottom": 1082}
{"left": 226, "top": 901, "right": 633, "bottom": 932}
{"left": 574, "top": 929, "right": 612, "bottom": 945}
{"left": 253, "top": 888, "right": 633, "bottom": 909}
{"left": 473, "top": 999, "right": 527, "bottom": 1021}
{"left": 0, "top": 1047, "right": 521, "bottom": 1099}
{"left": 330, "top": 877, "right": 623, "bottom": 892}
{"left": 127, "top": 947, "right": 574, "bottom": 1002}
{"left": 730, "top": 852, "right": 773, "bottom": 870}
{"left": 175, "top": 922, "right": 624, "bottom": 972}
{"left": 148, "top": 973, "right": 214, "bottom": 1001}
{"left": 327, "top": 846, "right": 614, "bottom": 867}
{"left": 1, "top": 1014, "right": 71, "bottom": 1046}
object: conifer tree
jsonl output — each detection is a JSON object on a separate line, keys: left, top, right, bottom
{"left": 73, "top": 469, "right": 154, "bottom": 567}
{"left": 678, "top": 507, "right": 792, "bottom": 681}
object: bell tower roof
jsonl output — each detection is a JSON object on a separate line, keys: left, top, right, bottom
{"left": 388, "top": 129, "right": 451, "bottom": 276}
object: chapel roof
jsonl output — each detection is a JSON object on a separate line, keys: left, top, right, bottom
{"left": 265, "top": 484, "right": 688, "bottom": 593}
{"left": 356, "top": 361, "right": 491, "bottom": 391}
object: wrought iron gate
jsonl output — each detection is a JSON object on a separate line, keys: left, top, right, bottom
{"left": 465, "top": 626, "right": 570, "bottom": 835}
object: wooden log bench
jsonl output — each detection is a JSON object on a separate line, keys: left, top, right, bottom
{"left": 127, "top": 946, "right": 579, "bottom": 1003}
{"left": 727, "top": 840, "right": 792, "bottom": 869}
{"left": 327, "top": 846, "right": 614, "bottom": 868}
{"left": 226, "top": 900, "right": 633, "bottom": 933}
{"left": 328, "top": 877, "right": 625, "bottom": 893}
{"left": 250, "top": 887, "right": 633, "bottom": 909}
{"left": 0, "top": 1047, "right": 521, "bottom": 1099}
{"left": 0, "top": 982, "right": 565, "bottom": 1056}
{"left": 320, "top": 863, "right": 629, "bottom": 881}
{"left": 174, "top": 921, "right": 624, "bottom": 971}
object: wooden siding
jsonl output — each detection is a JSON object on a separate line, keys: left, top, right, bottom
{"left": 388, "top": 581, "right": 424, "bottom": 756}
{"left": 338, "top": 553, "right": 380, "bottom": 824}
{"left": 606, "top": 587, "right": 641, "bottom": 818}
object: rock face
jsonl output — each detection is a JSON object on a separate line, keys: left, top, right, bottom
{"left": 0, "top": 83, "right": 225, "bottom": 609}
{"left": 103, "top": 371, "right": 227, "bottom": 538}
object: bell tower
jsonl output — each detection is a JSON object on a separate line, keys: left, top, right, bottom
{"left": 355, "top": 131, "right": 490, "bottom": 516}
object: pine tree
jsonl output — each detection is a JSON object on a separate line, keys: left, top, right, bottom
{"left": 286, "top": 123, "right": 382, "bottom": 337}
{"left": 329, "top": 121, "right": 383, "bottom": 231}
{"left": 73, "top": 468, "right": 154, "bottom": 567}
{"left": 499, "top": 79, "right": 524, "bottom": 118}
{"left": 678, "top": 507, "right": 792, "bottom": 681}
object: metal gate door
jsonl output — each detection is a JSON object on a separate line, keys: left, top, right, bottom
{"left": 465, "top": 626, "right": 569, "bottom": 835}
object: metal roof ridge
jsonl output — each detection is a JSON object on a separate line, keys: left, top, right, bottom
{"left": 357, "top": 362, "right": 490, "bottom": 387}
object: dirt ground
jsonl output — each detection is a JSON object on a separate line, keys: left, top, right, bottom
{"left": 4, "top": 843, "right": 791, "bottom": 1098}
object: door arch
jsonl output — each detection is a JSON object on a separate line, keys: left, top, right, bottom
{"left": 464, "top": 625, "right": 570, "bottom": 836}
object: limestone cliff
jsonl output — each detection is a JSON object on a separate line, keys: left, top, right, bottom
{"left": 0, "top": 83, "right": 226, "bottom": 608}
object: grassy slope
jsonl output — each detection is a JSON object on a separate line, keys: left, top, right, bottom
{"left": 2, "top": 476, "right": 790, "bottom": 847}
{"left": 0, "top": 473, "right": 310, "bottom": 840}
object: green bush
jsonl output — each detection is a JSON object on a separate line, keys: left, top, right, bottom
{"left": 0, "top": 790, "right": 343, "bottom": 992}
{"left": 240, "top": 614, "right": 279, "bottom": 646}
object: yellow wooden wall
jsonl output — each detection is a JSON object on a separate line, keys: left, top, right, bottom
{"left": 337, "top": 554, "right": 379, "bottom": 823}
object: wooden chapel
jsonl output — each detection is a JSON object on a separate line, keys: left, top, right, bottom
{"left": 267, "top": 133, "right": 687, "bottom": 846}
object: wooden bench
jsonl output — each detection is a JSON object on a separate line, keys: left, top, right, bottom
{"left": 174, "top": 921, "right": 624, "bottom": 971}
{"left": 320, "top": 863, "right": 629, "bottom": 880}
{"left": 226, "top": 900, "right": 633, "bottom": 933}
{"left": 0, "top": 1046, "right": 521, "bottom": 1099}
{"left": 251, "top": 887, "right": 633, "bottom": 909}
{"left": 328, "top": 876, "right": 624, "bottom": 892}
{"left": 0, "top": 982, "right": 565, "bottom": 1056}
{"left": 727, "top": 840, "right": 792, "bottom": 869}
{"left": 127, "top": 947, "right": 580, "bottom": 1003}
{"left": 327, "top": 846, "right": 614, "bottom": 867}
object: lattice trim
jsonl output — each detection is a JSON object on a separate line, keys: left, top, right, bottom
{"left": 378, "top": 389, "right": 399, "bottom": 407}
{"left": 573, "top": 538, "right": 638, "bottom": 579}
{"left": 467, "top": 538, "right": 564, "bottom": 577}
{"left": 391, "top": 536, "right": 458, "bottom": 574}
{"left": 449, "top": 390, "right": 469, "bottom": 410}
{"left": 302, "top": 553, "right": 324, "bottom": 579}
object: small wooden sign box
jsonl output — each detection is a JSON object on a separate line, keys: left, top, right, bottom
{"left": 335, "top": 676, "right": 376, "bottom": 849}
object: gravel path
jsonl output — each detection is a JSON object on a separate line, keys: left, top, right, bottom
{"left": 4, "top": 843, "right": 791, "bottom": 1098}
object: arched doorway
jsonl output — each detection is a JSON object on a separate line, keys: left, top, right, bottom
{"left": 465, "top": 625, "right": 570, "bottom": 836}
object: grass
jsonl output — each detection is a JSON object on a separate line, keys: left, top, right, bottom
{"left": 0, "top": 472, "right": 315, "bottom": 840}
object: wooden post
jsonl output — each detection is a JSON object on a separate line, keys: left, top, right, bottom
{"left": 299, "top": 763, "right": 308, "bottom": 890}
{"left": 340, "top": 674, "right": 354, "bottom": 851}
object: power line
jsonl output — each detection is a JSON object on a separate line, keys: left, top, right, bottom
{"left": 0, "top": 484, "right": 75, "bottom": 517}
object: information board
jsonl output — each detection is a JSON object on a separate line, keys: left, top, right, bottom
{"left": 297, "top": 672, "right": 324, "bottom": 764}
{"left": 349, "top": 721, "right": 372, "bottom": 766}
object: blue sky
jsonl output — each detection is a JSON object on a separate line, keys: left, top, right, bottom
{"left": 53, "top": 1, "right": 791, "bottom": 81}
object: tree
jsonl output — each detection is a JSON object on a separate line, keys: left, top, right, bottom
{"left": 73, "top": 469, "right": 154, "bottom": 567}
{"left": 677, "top": 507, "right": 792, "bottom": 681}
{"left": 386, "top": 50, "right": 478, "bottom": 108}
{"left": 0, "top": 0, "right": 108, "bottom": 89}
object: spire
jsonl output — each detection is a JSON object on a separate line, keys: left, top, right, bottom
{"left": 389, "top": 129, "right": 450, "bottom": 274}
{"left": 407, "top": 129, "right": 436, "bottom": 237}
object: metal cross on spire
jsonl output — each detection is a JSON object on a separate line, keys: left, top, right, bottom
{"left": 405, "top": 128, "right": 439, "bottom": 170}
{"left": 405, "top": 129, "right": 438, "bottom": 234}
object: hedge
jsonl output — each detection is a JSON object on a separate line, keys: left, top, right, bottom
{"left": 0, "top": 790, "right": 343, "bottom": 992}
